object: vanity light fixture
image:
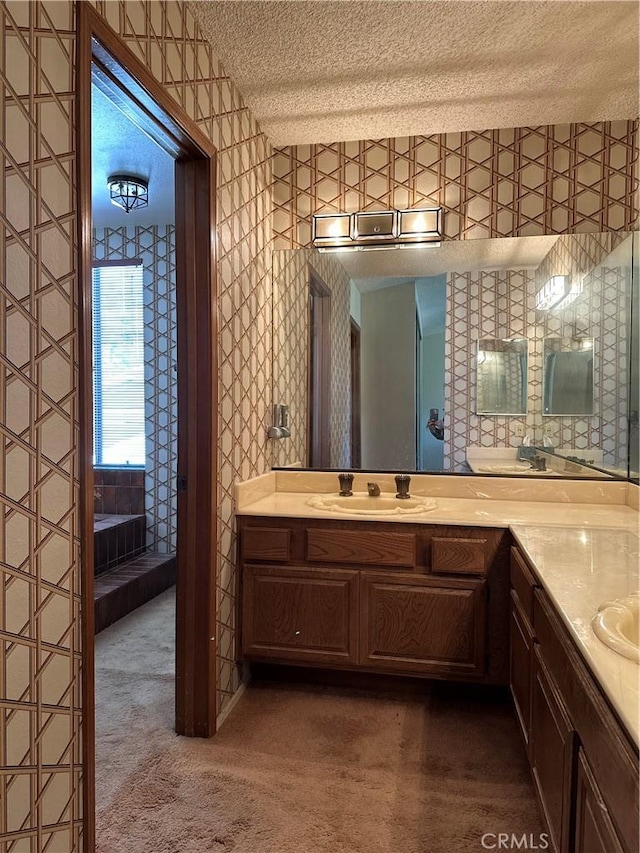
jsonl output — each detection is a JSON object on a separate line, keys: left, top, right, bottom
{"left": 108, "top": 175, "right": 149, "bottom": 213}
{"left": 312, "top": 207, "right": 442, "bottom": 252}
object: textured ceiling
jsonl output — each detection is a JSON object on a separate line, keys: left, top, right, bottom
{"left": 189, "top": 0, "right": 639, "bottom": 145}
{"left": 92, "top": 85, "right": 175, "bottom": 228}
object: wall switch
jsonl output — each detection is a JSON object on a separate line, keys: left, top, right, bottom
{"left": 512, "top": 423, "right": 525, "bottom": 437}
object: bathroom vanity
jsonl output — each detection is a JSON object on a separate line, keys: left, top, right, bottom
{"left": 509, "top": 536, "right": 638, "bottom": 853}
{"left": 235, "top": 471, "right": 639, "bottom": 853}
{"left": 238, "top": 515, "right": 510, "bottom": 683}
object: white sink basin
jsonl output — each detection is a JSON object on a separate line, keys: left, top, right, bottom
{"left": 592, "top": 594, "right": 640, "bottom": 662}
{"left": 475, "top": 464, "right": 560, "bottom": 475}
{"left": 306, "top": 493, "right": 437, "bottom": 516}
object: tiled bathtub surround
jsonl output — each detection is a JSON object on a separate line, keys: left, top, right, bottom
{"left": 93, "top": 225, "right": 178, "bottom": 554}
{"left": 93, "top": 467, "right": 145, "bottom": 516}
{"left": 93, "top": 514, "right": 146, "bottom": 576}
{"left": 273, "top": 122, "right": 638, "bottom": 249}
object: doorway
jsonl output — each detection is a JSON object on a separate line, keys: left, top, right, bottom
{"left": 308, "top": 268, "right": 332, "bottom": 466}
{"left": 77, "top": 6, "right": 218, "bottom": 849}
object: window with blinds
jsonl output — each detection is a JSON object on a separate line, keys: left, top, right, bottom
{"left": 92, "top": 262, "right": 145, "bottom": 466}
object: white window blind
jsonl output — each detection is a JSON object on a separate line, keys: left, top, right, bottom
{"left": 92, "top": 263, "right": 145, "bottom": 466}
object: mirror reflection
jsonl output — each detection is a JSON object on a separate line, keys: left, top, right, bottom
{"left": 272, "top": 231, "right": 636, "bottom": 479}
{"left": 476, "top": 338, "right": 528, "bottom": 416}
{"left": 543, "top": 337, "right": 594, "bottom": 416}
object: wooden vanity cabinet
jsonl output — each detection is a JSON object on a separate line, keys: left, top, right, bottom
{"left": 510, "top": 546, "right": 639, "bottom": 853}
{"left": 238, "top": 516, "right": 510, "bottom": 684}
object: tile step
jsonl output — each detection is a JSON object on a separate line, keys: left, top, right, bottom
{"left": 94, "top": 552, "right": 176, "bottom": 634}
{"left": 94, "top": 513, "right": 146, "bottom": 576}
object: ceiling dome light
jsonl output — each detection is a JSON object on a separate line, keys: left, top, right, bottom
{"left": 108, "top": 174, "right": 149, "bottom": 213}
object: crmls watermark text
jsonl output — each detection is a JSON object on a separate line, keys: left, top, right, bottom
{"left": 481, "top": 833, "right": 550, "bottom": 850}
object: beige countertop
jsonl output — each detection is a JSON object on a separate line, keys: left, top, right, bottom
{"left": 236, "top": 490, "right": 638, "bottom": 530}
{"left": 235, "top": 471, "right": 639, "bottom": 744}
{"left": 511, "top": 525, "right": 639, "bottom": 746}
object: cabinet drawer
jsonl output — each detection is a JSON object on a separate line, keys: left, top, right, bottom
{"left": 432, "top": 537, "right": 486, "bottom": 574}
{"left": 360, "top": 572, "right": 486, "bottom": 676}
{"left": 241, "top": 527, "right": 291, "bottom": 562}
{"left": 306, "top": 528, "right": 416, "bottom": 567}
{"left": 242, "top": 564, "right": 359, "bottom": 665}
{"left": 511, "top": 546, "right": 537, "bottom": 622}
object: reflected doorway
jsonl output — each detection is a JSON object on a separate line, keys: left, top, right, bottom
{"left": 309, "top": 269, "right": 332, "bottom": 466}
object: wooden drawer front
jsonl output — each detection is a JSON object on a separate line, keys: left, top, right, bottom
{"left": 242, "top": 527, "right": 291, "bottom": 562}
{"left": 242, "top": 565, "right": 358, "bottom": 664}
{"left": 432, "top": 537, "right": 486, "bottom": 574}
{"left": 510, "top": 592, "right": 535, "bottom": 755}
{"left": 360, "top": 572, "right": 486, "bottom": 676}
{"left": 510, "top": 546, "right": 537, "bottom": 623}
{"left": 531, "top": 645, "right": 577, "bottom": 853}
{"left": 534, "top": 590, "right": 638, "bottom": 853}
{"left": 574, "top": 749, "right": 625, "bottom": 853}
{"left": 306, "top": 528, "right": 416, "bottom": 567}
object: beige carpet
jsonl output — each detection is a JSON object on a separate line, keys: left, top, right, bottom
{"left": 95, "top": 588, "right": 543, "bottom": 853}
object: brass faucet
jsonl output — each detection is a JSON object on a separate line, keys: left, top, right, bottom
{"left": 367, "top": 482, "right": 381, "bottom": 496}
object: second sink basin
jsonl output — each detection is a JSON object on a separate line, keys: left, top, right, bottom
{"left": 592, "top": 593, "right": 640, "bottom": 662}
{"left": 306, "top": 493, "right": 437, "bottom": 516}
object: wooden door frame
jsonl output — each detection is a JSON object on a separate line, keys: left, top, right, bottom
{"left": 77, "top": 6, "right": 218, "bottom": 850}
{"left": 307, "top": 267, "right": 332, "bottom": 466}
{"left": 350, "top": 319, "right": 361, "bottom": 467}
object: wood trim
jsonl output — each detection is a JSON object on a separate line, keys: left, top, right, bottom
{"left": 350, "top": 319, "right": 361, "bottom": 468}
{"left": 77, "top": 6, "right": 218, "bottom": 851}
{"left": 76, "top": 8, "right": 96, "bottom": 850}
{"left": 308, "top": 267, "right": 332, "bottom": 467}
{"left": 175, "top": 156, "right": 218, "bottom": 738}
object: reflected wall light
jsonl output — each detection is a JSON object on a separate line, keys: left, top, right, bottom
{"left": 108, "top": 174, "right": 149, "bottom": 213}
{"left": 312, "top": 207, "right": 442, "bottom": 252}
{"left": 536, "top": 274, "right": 584, "bottom": 311}
{"left": 536, "top": 275, "right": 569, "bottom": 310}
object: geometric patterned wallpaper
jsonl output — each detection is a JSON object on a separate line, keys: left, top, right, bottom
{"left": 272, "top": 249, "right": 351, "bottom": 470}
{"left": 444, "top": 233, "right": 631, "bottom": 473}
{"left": 273, "top": 121, "right": 639, "bottom": 249}
{"left": 1, "top": 0, "right": 272, "bottom": 847}
{"left": 93, "top": 225, "right": 178, "bottom": 555}
{"left": 0, "top": 0, "right": 83, "bottom": 848}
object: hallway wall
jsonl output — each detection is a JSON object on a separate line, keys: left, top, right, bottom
{"left": 93, "top": 225, "right": 178, "bottom": 555}
{"left": 0, "top": 1, "right": 272, "bottom": 848}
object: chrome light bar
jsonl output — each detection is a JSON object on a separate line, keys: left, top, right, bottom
{"left": 312, "top": 207, "right": 443, "bottom": 252}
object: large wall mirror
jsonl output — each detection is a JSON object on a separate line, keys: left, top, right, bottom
{"left": 272, "top": 231, "right": 637, "bottom": 481}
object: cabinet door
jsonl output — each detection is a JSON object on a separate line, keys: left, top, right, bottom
{"left": 360, "top": 572, "right": 486, "bottom": 676}
{"left": 242, "top": 564, "right": 359, "bottom": 665}
{"left": 510, "top": 592, "right": 534, "bottom": 755}
{"left": 574, "top": 749, "right": 624, "bottom": 853}
{"left": 531, "top": 645, "right": 577, "bottom": 853}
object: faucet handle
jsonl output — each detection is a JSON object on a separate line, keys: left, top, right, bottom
{"left": 395, "top": 474, "right": 411, "bottom": 499}
{"left": 338, "top": 472, "right": 354, "bottom": 496}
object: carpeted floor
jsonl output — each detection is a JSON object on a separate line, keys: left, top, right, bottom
{"left": 95, "top": 587, "right": 543, "bottom": 853}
